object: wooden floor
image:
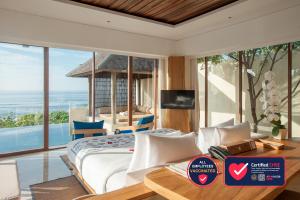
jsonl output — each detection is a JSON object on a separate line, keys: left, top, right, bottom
{"left": 30, "top": 176, "right": 88, "bottom": 200}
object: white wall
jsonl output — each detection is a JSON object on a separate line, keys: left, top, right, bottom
{"left": 0, "top": 8, "right": 174, "bottom": 57}
{"left": 1, "top": 3, "right": 300, "bottom": 57}
{"left": 176, "top": 5, "right": 300, "bottom": 57}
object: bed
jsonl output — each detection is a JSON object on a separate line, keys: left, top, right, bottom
{"left": 67, "top": 128, "right": 177, "bottom": 194}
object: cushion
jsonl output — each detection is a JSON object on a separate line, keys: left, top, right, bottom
{"left": 73, "top": 120, "right": 104, "bottom": 140}
{"left": 197, "top": 118, "right": 234, "bottom": 153}
{"left": 146, "top": 133, "right": 201, "bottom": 169}
{"left": 216, "top": 121, "right": 251, "bottom": 145}
{"left": 137, "top": 115, "right": 154, "bottom": 125}
{"left": 127, "top": 130, "right": 182, "bottom": 173}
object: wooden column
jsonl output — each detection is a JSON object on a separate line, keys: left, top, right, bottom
{"left": 154, "top": 59, "right": 158, "bottom": 129}
{"left": 136, "top": 79, "right": 141, "bottom": 106}
{"left": 92, "top": 52, "right": 96, "bottom": 122}
{"left": 288, "top": 43, "right": 292, "bottom": 138}
{"left": 43, "top": 47, "right": 49, "bottom": 150}
{"left": 111, "top": 72, "right": 117, "bottom": 126}
{"left": 204, "top": 57, "right": 208, "bottom": 127}
{"left": 238, "top": 51, "right": 243, "bottom": 123}
{"left": 164, "top": 56, "right": 189, "bottom": 132}
{"left": 128, "top": 56, "right": 133, "bottom": 126}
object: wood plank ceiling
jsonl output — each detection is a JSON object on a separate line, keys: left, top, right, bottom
{"left": 70, "top": 0, "right": 239, "bottom": 25}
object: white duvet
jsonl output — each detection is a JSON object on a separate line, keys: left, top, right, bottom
{"left": 67, "top": 129, "right": 177, "bottom": 194}
{"left": 79, "top": 151, "right": 132, "bottom": 193}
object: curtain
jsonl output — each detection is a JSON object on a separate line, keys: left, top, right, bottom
{"left": 157, "top": 57, "right": 168, "bottom": 128}
{"left": 185, "top": 56, "right": 200, "bottom": 132}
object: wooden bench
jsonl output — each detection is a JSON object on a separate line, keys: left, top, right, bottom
{"left": 0, "top": 160, "right": 20, "bottom": 200}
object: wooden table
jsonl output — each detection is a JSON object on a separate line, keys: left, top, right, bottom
{"left": 144, "top": 138, "right": 300, "bottom": 200}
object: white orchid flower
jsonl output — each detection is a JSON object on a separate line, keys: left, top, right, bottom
{"left": 267, "top": 114, "right": 274, "bottom": 122}
{"left": 273, "top": 114, "right": 280, "bottom": 122}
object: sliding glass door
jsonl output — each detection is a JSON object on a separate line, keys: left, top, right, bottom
{"left": 49, "top": 48, "right": 91, "bottom": 147}
{"left": 0, "top": 43, "right": 44, "bottom": 153}
{"left": 0, "top": 42, "right": 161, "bottom": 155}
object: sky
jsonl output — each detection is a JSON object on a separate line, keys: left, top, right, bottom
{"left": 0, "top": 43, "right": 92, "bottom": 92}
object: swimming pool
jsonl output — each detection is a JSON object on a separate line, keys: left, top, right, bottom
{"left": 0, "top": 123, "right": 71, "bottom": 153}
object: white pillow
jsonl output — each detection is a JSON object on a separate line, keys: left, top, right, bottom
{"left": 216, "top": 121, "right": 251, "bottom": 145}
{"left": 127, "top": 130, "right": 182, "bottom": 173}
{"left": 197, "top": 118, "right": 234, "bottom": 153}
{"left": 146, "top": 133, "right": 201, "bottom": 168}
{"left": 214, "top": 118, "right": 234, "bottom": 127}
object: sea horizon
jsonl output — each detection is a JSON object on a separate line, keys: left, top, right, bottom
{"left": 0, "top": 90, "right": 88, "bottom": 117}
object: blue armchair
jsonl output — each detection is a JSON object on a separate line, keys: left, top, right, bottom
{"left": 117, "top": 115, "right": 155, "bottom": 134}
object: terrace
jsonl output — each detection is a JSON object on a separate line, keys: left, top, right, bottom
{"left": 66, "top": 53, "right": 157, "bottom": 131}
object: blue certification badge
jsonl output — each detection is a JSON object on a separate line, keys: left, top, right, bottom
{"left": 188, "top": 156, "right": 218, "bottom": 186}
{"left": 225, "top": 157, "right": 285, "bottom": 186}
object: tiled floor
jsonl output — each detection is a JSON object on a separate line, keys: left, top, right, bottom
{"left": 0, "top": 149, "right": 72, "bottom": 200}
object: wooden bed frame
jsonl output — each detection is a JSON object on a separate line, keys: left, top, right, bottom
{"left": 62, "top": 154, "right": 96, "bottom": 194}
{"left": 62, "top": 155, "right": 156, "bottom": 200}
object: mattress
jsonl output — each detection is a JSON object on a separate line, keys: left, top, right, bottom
{"left": 67, "top": 128, "right": 177, "bottom": 194}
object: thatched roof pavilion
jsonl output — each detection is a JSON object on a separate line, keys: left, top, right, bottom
{"left": 66, "top": 53, "right": 156, "bottom": 79}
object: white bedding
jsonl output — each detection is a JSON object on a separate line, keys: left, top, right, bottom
{"left": 67, "top": 128, "right": 177, "bottom": 194}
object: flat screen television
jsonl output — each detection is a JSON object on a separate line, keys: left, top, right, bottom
{"left": 161, "top": 90, "right": 195, "bottom": 109}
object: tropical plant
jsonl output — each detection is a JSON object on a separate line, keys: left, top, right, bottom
{"left": 49, "top": 111, "right": 69, "bottom": 124}
{"left": 0, "top": 113, "right": 16, "bottom": 128}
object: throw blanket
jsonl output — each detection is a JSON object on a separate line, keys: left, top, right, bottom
{"left": 67, "top": 128, "right": 177, "bottom": 194}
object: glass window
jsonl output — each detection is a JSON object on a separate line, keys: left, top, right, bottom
{"left": 0, "top": 43, "right": 44, "bottom": 153}
{"left": 207, "top": 54, "right": 238, "bottom": 126}
{"left": 197, "top": 58, "right": 206, "bottom": 127}
{"left": 242, "top": 44, "right": 288, "bottom": 133}
{"left": 49, "top": 48, "right": 91, "bottom": 147}
{"left": 197, "top": 54, "right": 239, "bottom": 127}
{"left": 94, "top": 54, "right": 132, "bottom": 131}
{"left": 132, "top": 57, "right": 157, "bottom": 128}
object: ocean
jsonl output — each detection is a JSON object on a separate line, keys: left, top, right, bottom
{"left": 0, "top": 91, "right": 88, "bottom": 117}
